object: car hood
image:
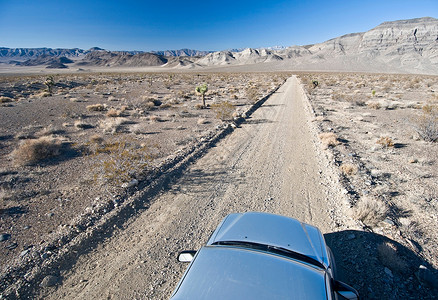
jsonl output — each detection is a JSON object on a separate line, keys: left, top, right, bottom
{"left": 207, "top": 212, "right": 329, "bottom": 267}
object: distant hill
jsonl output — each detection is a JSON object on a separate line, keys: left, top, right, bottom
{"left": 1, "top": 17, "right": 437, "bottom": 74}
{"left": 151, "top": 49, "right": 213, "bottom": 57}
{"left": 192, "top": 17, "right": 438, "bottom": 74}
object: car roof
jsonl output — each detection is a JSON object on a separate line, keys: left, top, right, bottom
{"left": 207, "top": 212, "right": 329, "bottom": 267}
{"left": 171, "top": 246, "right": 328, "bottom": 300}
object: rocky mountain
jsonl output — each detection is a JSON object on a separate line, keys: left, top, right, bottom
{"left": 0, "top": 47, "right": 87, "bottom": 61}
{"left": 1, "top": 17, "right": 437, "bottom": 74}
{"left": 77, "top": 50, "right": 167, "bottom": 67}
{"left": 192, "top": 17, "right": 438, "bottom": 74}
{"left": 151, "top": 49, "right": 213, "bottom": 57}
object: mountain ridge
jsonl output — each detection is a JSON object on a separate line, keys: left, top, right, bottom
{"left": 1, "top": 17, "right": 437, "bottom": 74}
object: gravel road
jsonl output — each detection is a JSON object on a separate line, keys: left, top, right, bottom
{"left": 42, "top": 76, "right": 353, "bottom": 299}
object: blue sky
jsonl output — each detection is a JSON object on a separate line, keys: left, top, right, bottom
{"left": 0, "top": 0, "right": 437, "bottom": 51}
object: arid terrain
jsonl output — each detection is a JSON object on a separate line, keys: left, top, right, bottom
{"left": 0, "top": 70, "right": 437, "bottom": 299}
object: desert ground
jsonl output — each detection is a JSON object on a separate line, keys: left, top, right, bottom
{"left": 0, "top": 70, "right": 437, "bottom": 299}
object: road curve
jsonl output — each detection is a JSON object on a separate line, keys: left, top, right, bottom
{"left": 43, "top": 76, "right": 352, "bottom": 299}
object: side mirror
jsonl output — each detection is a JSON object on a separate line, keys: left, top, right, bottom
{"left": 333, "top": 280, "right": 359, "bottom": 300}
{"left": 178, "top": 250, "right": 197, "bottom": 262}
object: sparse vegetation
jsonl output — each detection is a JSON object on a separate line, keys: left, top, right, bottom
{"left": 376, "top": 136, "right": 394, "bottom": 148}
{"left": 340, "top": 163, "right": 358, "bottom": 176}
{"left": 319, "top": 132, "right": 341, "bottom": 148}
{"left": 12, "top": 136, "right": 63, "bottom": 165}
{"left": 195, "top": 83, "right": 208, "bottom": 108}
{"left": 211, "top": 101, "right": 235, "bottom": 121}
{"left": 377, "top": 242, "right": 408, "bottom": 273}
{"left": 92, "top": 139, "right": 153, "bottom": 185}
{"left": 87, "top": 103, "right": 106, "bottom": 111}
{"left": 354, "top": 196, "right": 388, "bottom": 227}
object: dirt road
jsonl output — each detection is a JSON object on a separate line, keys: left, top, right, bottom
{"left": 42, "top": 76, "right": 353, "bottom": 299}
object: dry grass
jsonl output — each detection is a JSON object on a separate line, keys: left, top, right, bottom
{"left": 0, "top": 96, "right": 13, "bottom": 103}
{"left": 211, "top": 101, "right": 235, "bottom": 121}
{"left": 12, "top": 136, "right": 63, "bottom": 165}
{"left": 340, "top": 163, "right": 358, "bottom": 176}
{"left": 106, "top": 109, "right": 122, "bottom": 117}
{"left": 354, "top": 196, "right": 388, "bottom": 227}
{"left": 87, "top": 104, "right": 106, "bottom": 112}
{"left": 74, "top": 120, "right": 92, "bottom": 129}
{"left": 367, "top": 101, "right": 381, "bottom": 109}
{"left": 377, "top": 242, "right": 408, "bottom": 273}
{"left": 99, "top": 118, "right": 129, "bottom": 133}
{"left": 376, "top": 136, "right": 394, "bottom": 148}
{"left": 319, "top": 132, "right": 341, "bottom": 148}
{"left": 414, "top": 100, "right": 438, "bottom": 142}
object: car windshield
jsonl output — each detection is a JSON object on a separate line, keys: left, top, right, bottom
{"left": 212, "top": 240, "right": 325, "bottom": 269}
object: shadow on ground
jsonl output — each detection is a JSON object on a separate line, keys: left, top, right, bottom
{"left": 325, "top": 230, "right": 437, "bottom": 299}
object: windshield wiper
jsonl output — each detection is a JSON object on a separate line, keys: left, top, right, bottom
{"left": 212, "top": 241, "right": 325, "bottom": 269}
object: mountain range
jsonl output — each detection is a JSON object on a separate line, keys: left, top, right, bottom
{"left": 1, "top": 17, "right": 437, "bottom": 74}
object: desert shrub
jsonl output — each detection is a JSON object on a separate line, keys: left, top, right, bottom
{"left": 319, "top": 132, "right": 341, "bottom": 148}
{"left": 367, "top": 101, "right": 381, "bottom": 109}
{"left": 340, "top": 163, "right": 358, "bottom": 176}
{"left": 245, "top": 85, "right": 259, "bottom": 103}
{"left": 89, "top": 134, "right": 105, "bottom": 144}
{"left": 99, "top": 118, "right": 128, "bottom": 133}
{"left": 74, "top": 120, "right": 92, "bottom": 129}
{"left": 376, "top": 136, "right": 394, "bottom": 148}
{"left": 87, "top": 104, "right": 106, "bottom": 112}
{"left": 211, "top": 101, "right": 235, "bottom": 121}
{"left": 106, "top": 109, "right": 122, "bottom": 117}
{"left": 377, "top": 242, "right": 408, "bottom": 273}
{"left": 13, "top": 136, "right": 63, "bottom": 165}
{"left": 412, "top": 100, "right": 438, "bottom": 142}
{"left": 354, "top": 196, "right": 388, "bottom": 227}
{"left": 0, "top": 96, "right": 13, "bottom": 103}
{"left": 92, "top": 139, "right": 153, "bottom": 185}
{"left": 149, "top": 115, "right": 165, "bottom": 123}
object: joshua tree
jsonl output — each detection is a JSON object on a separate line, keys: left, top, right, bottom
{"left": 44, "top": 76, "right": 55, "bottom": 94}
{"left": 195, "top": 83, "right": 208, "bottom": 108}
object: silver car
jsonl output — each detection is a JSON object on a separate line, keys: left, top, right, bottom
{"left": 171, "top": 212, "right": 359, "bottom": 299}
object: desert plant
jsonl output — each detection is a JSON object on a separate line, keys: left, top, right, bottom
{"left": 211, "top": 101, "right": 235, "bottom": 121}
{"left": 372, "top": 90, "right": 376, "bottom": 97}
{"left": 376, "top": 136, "right": 394, "bottom": 148}
{"left": 44, "top": 76, "right": 55, "bottom": 94}
{"left": 354, "top": 196, "right": 388, "bottom": 227}
{"left": 319, "top": 132, "right": 341, "bottom": 149}
{"left": 92, "top": 139, "right": 153, "bottom": 185}
{"left": 340, "top": 163, "right": 358, "bottom": 176}
{"left": 195, "top": 83, "right": 208, "bottom": 108}
{"left": 0, "top": 96, "right": 13, "bottom": 103}
{"left": 12, "top": 136, "right": 63, "bottom": 165}
{"left": 367, "top": 101, "right": 381, "bottom": 109}
{"left": 106, "top": 109, "right": 122, "bottom": 117}
{"left": 87, "top": 104, "right": 106, "bottom": 111}
{"left": 377, "top": 242, "right": 408, "bottom": 273}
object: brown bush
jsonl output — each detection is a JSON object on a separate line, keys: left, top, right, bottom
{"left": 376, "top": 136, "right": 394, "bottom": 148}
{"left": 319, "top": 132, "right": 341, "bottom": 148}
{"left": 377, "top": 242, "right": 408, "bottom": 273}
{"left": 354, "top": 196, "right": 388, "bottom": 227}
{"left": 340, "top": 163, "right": 358, "bottom": 176}
{"left": 211, "top": 101, "right": 235, "bottom": 121}
{"left": 106, "top": 109, "right": 122, "bottom": 117}
{"left": 87, "top": 104, "right": 106, "bottom": 111}
{"left": 13, "top": 136, "right": 63, "bottom": 165}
